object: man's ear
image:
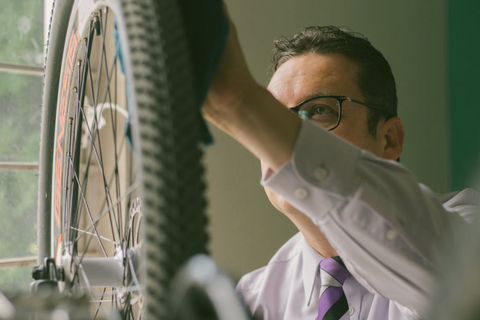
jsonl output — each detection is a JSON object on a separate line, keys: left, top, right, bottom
{"left": 381, "top": 117, "right": 405, "bottom": 161}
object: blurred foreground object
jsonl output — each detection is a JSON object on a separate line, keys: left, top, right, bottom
{"left": 429, "top": 196, "right": 480, "bottom": 319}
{"left": 170, "top": 254, "right": 251, "bottom": 320}
{"left": 0, "top": 289, "right": 104, "bottom": 320}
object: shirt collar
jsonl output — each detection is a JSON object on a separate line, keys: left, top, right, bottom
{"left": 301, "top": 236, "right": 324, "bottom": 306}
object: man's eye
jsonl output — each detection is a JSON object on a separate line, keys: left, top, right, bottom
{"left": 310, "top": 105, "right": 336, "bottom": 116}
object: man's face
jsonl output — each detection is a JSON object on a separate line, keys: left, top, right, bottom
{"left": 264, "top": 53, "right": 387, "bottom": 216}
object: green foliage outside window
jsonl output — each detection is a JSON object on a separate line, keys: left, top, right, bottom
{"left": 0, "top": 0, "right": 45, "bottom": 291}
{"left": 0, "top": 1, "right": 44, "bottom": 66}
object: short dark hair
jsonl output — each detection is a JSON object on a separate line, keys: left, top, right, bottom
{"left": 272, "top": 26, "right": 397, "bottom": 137}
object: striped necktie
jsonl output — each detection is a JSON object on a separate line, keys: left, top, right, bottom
{"left": 316, "top": 256, "right": 350, "bottom": 320}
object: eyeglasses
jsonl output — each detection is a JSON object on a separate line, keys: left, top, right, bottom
{"left": 289, "top": 95, "right": 385, "bottom": 131}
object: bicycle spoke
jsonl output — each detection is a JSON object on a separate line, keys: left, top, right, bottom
{"left": 79, "top": 265, "right": 111, "bottom": 319}
{"left": 73, "top": 180, "right": 140, "bottom": 250}
{"left": 85, "top": 57, "right": 121, "bottom": 239}
{"left": 68, "top": 23, "right": 105, "bottom": 252}
{"left": 66, "top": 135, "right": 130, "bottom": 254}
{"left": 70, "top": 20, "right": 123, "bottom": 248}
{"left": 93, "top": 288, "right": 107, "bottom": 320}
{"left": 95, "top": 29, "right": 125, "bottom": 234}
{"left": 96, "top": 8, "right": 125, "bottom": 241}
{"left": 76, "top": 97, "right": 121, "bottom": 242}
{"left": 94, "top": 10, "right": 124, "bottom": 238}
{"left": 95, "top": 135, "right": 129, "bottom": 244}
{"left": 96, "top": 285, "right": 143, "bottom": 298}
{"left": 84, "top": 49, "right": 124, "bottom": 243}
{"left": 128, "top": 254, "right": 143, "bottom": 297}
{"left": 68, "top": 156, "right": 108, "bottom": 256}
{"left": 72, "top": 135, "right": 131, "bottom": 250}
{"left": 69, "top": 227, "right": 118, "bottom": 245}
{"left": 72, "top": 56, "right": 122, "bottom": 248}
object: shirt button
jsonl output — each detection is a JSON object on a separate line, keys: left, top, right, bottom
{"left": 386, "top": 229, "right": 398, "bottom": 240}
{"left": 313, "top": 166, "right": 328, "bottom": 180}
{"left": 349, "top": 305, "right": 355, "bottom": 315}
{"left": 294, "top": 188, "right": 308, "bottom": 199}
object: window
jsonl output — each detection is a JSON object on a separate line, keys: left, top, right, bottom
{"left": 0, "top": 0, "right": 47, "bottom": 291}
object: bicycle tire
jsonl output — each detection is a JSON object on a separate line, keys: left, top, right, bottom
{"left": 37, "top": 0, "right": 208, "bottom": 318}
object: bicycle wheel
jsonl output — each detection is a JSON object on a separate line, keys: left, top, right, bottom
{"left": 37, "top": 0, "right": 208, "bottom": 318}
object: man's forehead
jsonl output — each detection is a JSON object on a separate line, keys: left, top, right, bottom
{"left": 268, "top": 62, "right": 305, "bottom": 87}
{"left": 267, "top": 63, "right": 312, "bottom": 98}
{"left": 268, "top": 67, "right": 339, "bottom": 105}
{"left": 267, "top": 53, "right": 360, "bottom": 106}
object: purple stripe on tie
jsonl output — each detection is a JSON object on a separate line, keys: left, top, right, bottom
{"left": 320, "top": 258, "right": 349, "bottom": 284}
{"left": 316, "top": 286, "right": 343, "bottom": 320}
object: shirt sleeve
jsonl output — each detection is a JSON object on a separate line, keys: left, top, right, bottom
{"left": 261, "top": 119, "right": 478, "bottom": 318}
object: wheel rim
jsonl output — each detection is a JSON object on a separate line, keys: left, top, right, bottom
{"left": 51, "top": 4, "right": 143, "bottom": 318}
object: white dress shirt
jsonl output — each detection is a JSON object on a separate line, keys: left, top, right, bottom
{"left": 236, "top": 119, "right": 478, "bottom": 320}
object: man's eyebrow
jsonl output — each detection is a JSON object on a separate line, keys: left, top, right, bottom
{"left": 287, "top": 91, "right": 334, "bottom": 109}
{"left": 298, "top": 90, "right": 337, "bottom": 102}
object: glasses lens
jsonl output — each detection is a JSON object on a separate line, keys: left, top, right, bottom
{"left": 297, "top": 97, "right": 340, "bottom": 130}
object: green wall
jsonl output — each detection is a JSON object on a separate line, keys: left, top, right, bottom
{"left": 448, "top": 1, "right": 480, "bottom": 190}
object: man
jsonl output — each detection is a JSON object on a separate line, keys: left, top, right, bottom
{"left": 203, "top": 16, "right": 478, "bottom": 320}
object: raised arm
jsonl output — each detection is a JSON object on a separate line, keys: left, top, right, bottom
{"left": 202, "top": 17, "right": 302, "bottom": 172}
